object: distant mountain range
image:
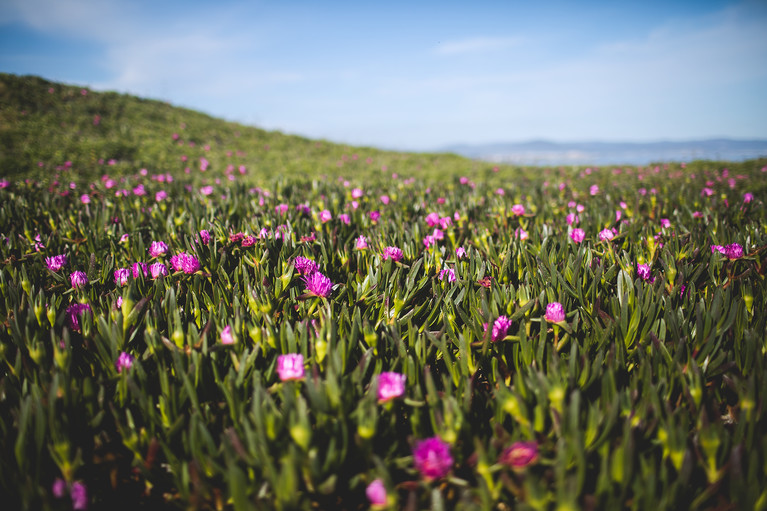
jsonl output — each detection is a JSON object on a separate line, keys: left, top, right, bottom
{"left": 442, "top": 139, "right": 767, "bottom": 166}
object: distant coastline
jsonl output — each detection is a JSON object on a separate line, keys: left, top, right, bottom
{"left": 442, "top": 139, "right": 767, "bottom": 166}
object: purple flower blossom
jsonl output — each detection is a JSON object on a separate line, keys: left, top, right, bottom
{"left": 170, "top": 253, "right": 200, "bottom": 274}
{"left": 355, "top": 235, "right": 369, "bottom": 250}
{"left": 80, "top": 194, "right": 90, "bottom": 204}
{"left": 455, "top": 247, "right": 466, "bottom": 259}
{"left": 199, "top": 230, "right": 211, "bottom": 244}
{"left": 275, "top": 203, "right": 289, "bottom": 215}
{"left": 220, "top": 325, "right": 235, "bottom": 345}
{"left": 511, "top": 204, "right": 525, "bottom": 216}
{"left": 544, "top": 302, "right": 566, "bottom": 323}
{"left": 570, "top": 228, "right": 585, "bottom": 243}
{"left": 637, "top": 263, "right": 653, "bottom": 281}
{"left": 438, "top": 268, "right": 456, "bottom": 282}
{"left": 46, "top": 254, "right": 67, "bottom": 272}
{"left": 382, "top": 246, "right": 403, "bottom": 262}
{"left": 149, "top": 262, "right": 168, "bottom": 279}
{"left": 499, "top": 441, "right": 538, "bottom": 470}
{"left": 277, "top": 353, "right": 304, "bottom": 381}
{"left": 724, "top": 243, "right": 744, "bottom": 260}
{"left": 338, "top": 213, "right": 351, "bottom": 225}
{"left": 303, "top": 271, "right": 333, "bottom": 298}
{"left": 294, "top": 256, "right": 319, "bottom": 275}
{"left": 378, "top": 372, "right": 406, "bottom": 402}
{"left": 52, "top": 478, "right": 67, "bottom": 498}
{"left": 66, "top": 303, "right": 92, "bottom": 332}
{"left": 743, "top": 192, "right": 754, "bottom": 203}
{"left": 491, "top": 316, "right": 512, "bottom": 342}
{"left": 413, "top": 437, "right": 453, "bottom": 480}
{"left": 70, "top": 481, "right": 88, "bottom": 510}
{"left": 369, "top": 210, "right": 381, "bottom": 223}
{"left": 155, "top": 190, "right": 167, "bottom": 202}
{"left": 425, "top": 212, "right": 440, "bottom": 227}
{"left": 70, "top": 271, "right": 88, "bottom": 289}
{"left": 148, "top": 241, "right": 168, "bottom": 257}
{"left": 114, "top": 268, "right": 130, "bottom": 286}
{"left": 515, "top": 228, "right": 528, "bottom": 240}
{"left": 115, "top": 351, "right": 134, "bottom": 373}
{"left": 598, "top": 228, "right": 615, "bottom": 241}
{"left": 241, "top": 235, "right": 256, "bottom": 247}
{"left": 131, "top": 262, "right": 148, "bottom": 279}
{"left": 319, "top": 209, "right": 332, "bottom": 223}
{"left": 366, "top": 479, "right": 387, "bottom": 507}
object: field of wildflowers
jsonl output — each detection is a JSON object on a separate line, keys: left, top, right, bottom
{"left": 1, "top": 74, "right": 767, "bottom": 510}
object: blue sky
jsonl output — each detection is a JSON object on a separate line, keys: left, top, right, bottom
{"left": 1, "top": 0, "right": 766, "bottom": 151}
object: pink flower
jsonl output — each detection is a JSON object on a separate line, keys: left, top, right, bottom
{"left": 515, "top": 228, "right": 528, "bottom": 241}
{"left": 52, "top": 478, "right": 67, "bottom": 498}
{"left": 70, "top": 481, "right": 88, "bottom": 510}
{"left": 413, "top": 437, "right": 453, "bottom": 480}
{"left": 660, "top": 218, "right": 671, "bottom": 229}
{"left": 598, "top": 228, "right": 615, "bottom": 241}
{"left": 114, "top": 268, "right": 130, "bottom": 286}
{"left": 80, "top": 194, "right": 90, "bottom": 204}
{"left": 339, "top": 213, "right": 351, "bottom": 225}
{"left": 303, "top": 271, "right": 333, "bottom": 298}
{"left": 66, "top": 303, "right": 92, "bottom": 332}
{"left": 132, "top": 262, "right": 148, "bottom": 278}
{"left": 170, "top": 252, "right": 200, "bottom": 274}
{"left": 701, "top": 187, "right": 714, "bottom": 197}
{"left": 277, "top": 353, "right": 304, "bottom": 381}
{"left": 199, "top": 230, "right": 211, "bottom": 244}
{"left": 438, "top": 268, "right": 456, "bottom": 282}
{"left": 366, "top": 479, "right": 387, "bottom": 507}
{"left": 241, "top": 235, "right": 256, "bottom": 247}
{"left": 511, "top": 204, "right": 525, "bottom": 216}
{"left": 70, "top": 271, "right": 88, "bottom": 289}
{"left": 743, "top": 192, "right": 754, "bottom": 203}
{"left": 319, "top": 209, "right": 332, "bottom": 223}
{"left": 425, "top": 212, "right": 440, "bottom": 227}
{"left": 369, "top": 210, "right": 381, "bottom": 222}
{"left": 590, "top": 184, "right": 599, "bottom": 196}
{"left": 46, "top": 254, "right": 68, "bottom": 272}
{"left": 200, "top": 185, "right": 213, "bottom": 196}
{"left": 455, "top": 247, "right": 466, "bottom": 259}
{"left": 637, "top": 263, "right": 652, "bottom": 281}
{"left": 570, "top": 228, "right": 585, "bottom": 243}
{"left": 377, "top": 372, "right": 406, "bottom": 402}
{"left": 115, "top": 351, "right": 134, "bottom": 373}
{"left": 351, "top": 188, "right": 364, "bottom": 199}
{"left": 275, "top": 203, "right": 289, "bottom": 215}
{"left": 495, "top": 187, "right": 505, "bottom": 196}
{"left": 220, "top": 325, "right": 235, "bottom": 345}
{"left": 382, "top": 246, "right": 403, "bottom": 262}
{"left": 566, "top": 213, "right": 579, "bottom": 225}
{"left": 355, "top": 235, "right": 369, "bottom": 250}
{"left": 544, "top": 302, "right": 565, "bottom": 323}
{"left": 491, "top": 316, "right": 512, "bottom": 342}
{"left": 148, "top": 241, "right": 169, "bottom": 257}
{"left": 294, "top": 256, "right": 319, "bottom": 275}
{"left": 155, "top": 190, "right": 167, "bottom": 202}
{"left": 423, "top": 235, "right": 436, "bottom": 248}
{"left": 499, "top": 441, "right": 538, "bottom": 470}
{"left": 149, "top": 262, "right": 168, "bottom": 279}
{"left": 724, "top": 243, "right": 744, "bottom": 260}
{"left": 380, "top": 195, "right": 390, "bottom": 205}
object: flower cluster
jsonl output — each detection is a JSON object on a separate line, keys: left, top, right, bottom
{"left": 170, "top": 252, "right": 201, "bottom": 273}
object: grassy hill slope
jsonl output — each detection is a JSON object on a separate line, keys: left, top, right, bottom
{"left": 0, "top": 73, "right": 491, "bottom": 184}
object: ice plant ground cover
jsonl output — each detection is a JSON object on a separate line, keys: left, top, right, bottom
{"left": 0, "top": 76, "right": 767, "bottom": 510}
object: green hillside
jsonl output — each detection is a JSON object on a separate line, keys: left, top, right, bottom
{"left": 0, "top": 73, "right": 495, "bottom": 184}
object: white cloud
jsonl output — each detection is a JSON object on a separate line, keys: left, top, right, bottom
{"left": 433, "top": 36, "right": 523, "bottom": 56}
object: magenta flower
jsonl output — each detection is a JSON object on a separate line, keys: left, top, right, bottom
{"left": 66, "top": 303, "right": 92, "bottom": 332}
{"left": 491, "top": 316, "right": 512, "bottom": 342}
{"left": 701, "top": 187, "right": 714, "bottom": 197}
{"left": 724, "top": 243, "right": 744, "bottom": 260}
{"left": 275, "top": 203, "right": 289, "bottom": 215}
{"left": 70, "top": 271, "right": 88, "bottom": 289}
{"left": 319, "top": 209, "right": 332, "bottom": 223}
{"left": 114, "top": 268, "right": 130, "bottom": 286}
{"left": 355, "top": 235, "right": 369, "bottom": 250}
{"left": 515, "top": 228, "right": 528, "bottom": 241}
{"left": 352, "top": 187, "right": 364, "bottom": 199}
{"left": 155, "top": 190, "right": 167, "bottom": 202}
{"left": 199, "top": 230, "right": 211, "bottom": 244}
{"left": 294, "top": 256, "right": 319, "bottom": 275}
{"left": 425, "top": 212, "right": 440, "bottom": 227}
{"left": 637, "top": 263, "right": 653, "bottom": 281}
{"left": 566, "top": 213, "right": 579, "bottom": 225}
{"left": 338, "top": 213, "right": 351, "bottom": 225}
{"left": 277, "top": 353, "right": 304, "bottom": 381}
{"left": 380, "top": 195, "right": 391, "bottom": 205}
{"left": 413, "top": 437, "right": 453, "bottom": 480}
{"left": 511, "top": 204, "right": 525, "bottom": 216}
{"left": 70, "top": 481, "right": 88, "bottom": 510}
{"left": 438, "top": 268, "right": 456, "bottom": 282}
{"left": 220, "top": 325, "right": 235, "bottom": 345}
{"left": 115, "top": 351, "right": 134, "bottom": 373}
{"left": 46, "top": 254, "right": 68, "bottom": 272}
{"left": 660, "top": 218, "right": 671, "bottom": 229}
{"left": 544, "top": 302, "right": 566, "bottom": 323}
{"left": 131, "top": 262, "right": 148, "bottom": 279}
{"left": 303, "top": 271, "right": 333, "bottom": 298}
{"left": 148, "top": 241, "right": 169, "bottom": 257}
{"left": 80, "top": 194, "right": 90, "bottom": 204}
{"left": 743, "top": 192, "right": 754, "bottom": 203}
{"left": 170, "top": 253, "right": 200, "bottom": 274}
{"left": 377, "top": 372, "right": 406, "bottom": 402}
{"left": 382, "top": 246, "right": 403, "bottom": 262}
{"left": 241, "top": 235, "right": 256, "bottom": 247}
{"left": 570, "top": 228, "right": 585, "bottom": 243}
{"left": 369, "top": 210, "right": 381, "bottom": 223}
{"left": 499, "top": 441, "right": 539, "bottom": 470}
{"left": 149, "top": 262, "right": 168, "bottom": 279}
{"left": 366, "top": 479, "right": 387, "bottom": 506}
{"left": 598, "top": 228, "right": 615, "bottom": 241}
{"left": 52, "top": 478, "right": 67, "bottom": 498}
{"left": 455, "top": 247, "right": 466, "bottom": 259}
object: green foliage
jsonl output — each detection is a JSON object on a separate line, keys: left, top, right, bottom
{"left": 1, "top": 74, "right": 767, "bottom": 510}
